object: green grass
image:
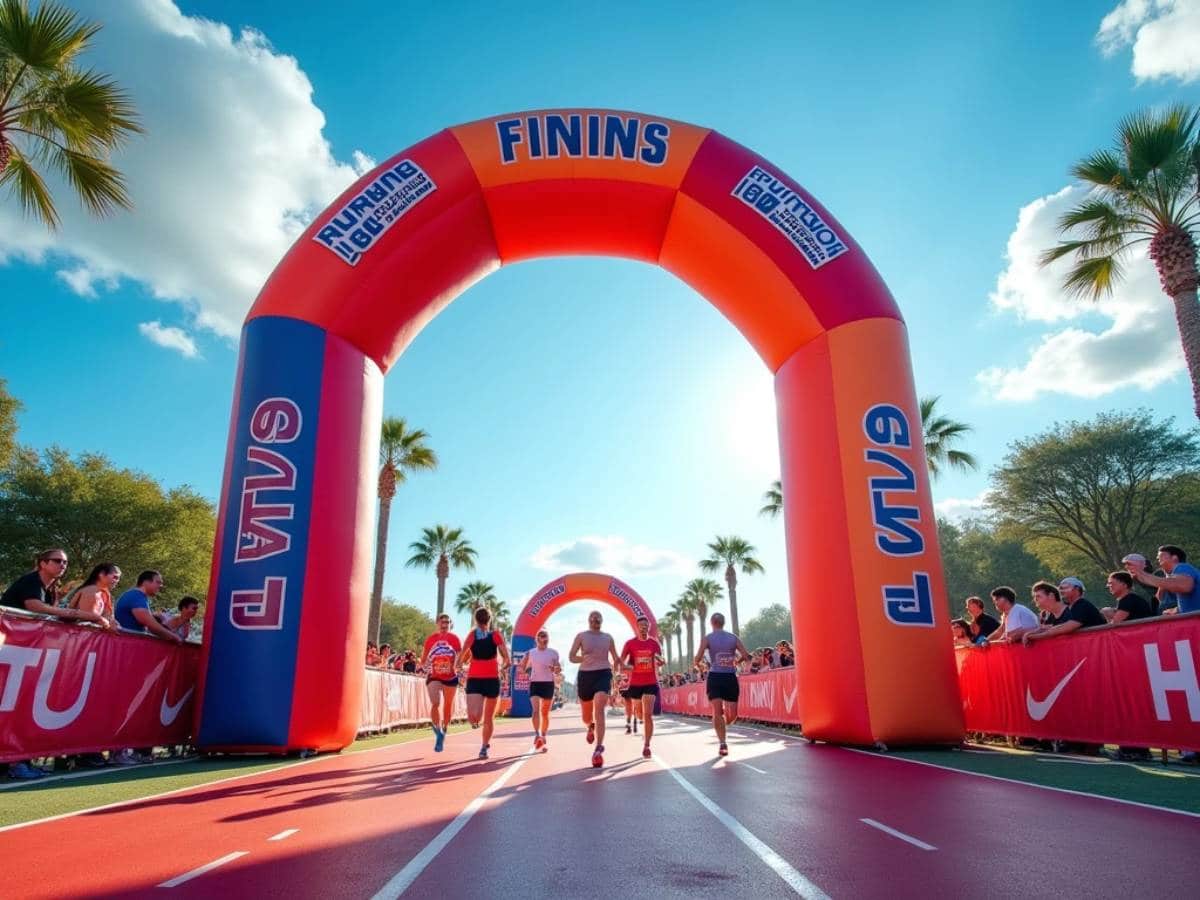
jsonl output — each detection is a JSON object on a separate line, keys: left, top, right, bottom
{"left": 0, "top": 723, "right": 472, "bottom": 829}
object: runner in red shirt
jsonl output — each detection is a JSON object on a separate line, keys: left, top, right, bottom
{"left": 619, "top": 616, "right": 664, "bottom": 759}
{"left": 419, "top": 613, "right": 461, "bottom": 753}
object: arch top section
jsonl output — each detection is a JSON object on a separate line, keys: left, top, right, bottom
{"left": 246, "top": 107, "right": 901, "bottom": 374}
{"left": 513, "top": 572, "right": 658, "bottom": 641}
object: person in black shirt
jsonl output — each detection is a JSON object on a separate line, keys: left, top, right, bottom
{"left": 1024, "top": 577, "right": 1106, "bottom": 645}
{"left": 1030, "top": 582, "right": 1071, "bottom": 627}
{"left": 1101, "top": 571, "right": 1152, "bottom": 623}
{"left": 1, "top": 549, "right": 108, "bottom": 627}
{"left": 965, "top": 596, "right": 1000, "bottom": 644}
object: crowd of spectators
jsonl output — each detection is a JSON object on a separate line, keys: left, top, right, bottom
{"left": 0, "top": 549, "right": 202, "bottom": 780}
{"left": 663, "top": 639, "right": 794, "bottom": 687}
{"left": 365, "top": 642, "right": 418, "bottom": 673}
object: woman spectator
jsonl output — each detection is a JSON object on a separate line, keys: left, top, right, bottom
{"left": 378, "top": 643, "right": 393, "bottom": 669}
{"left": 950, "top": 618, "right": 974, "bottom": 648}
{"left": 776, "top": 640, "right": 795, "bottom": 667}
{"left": 402, "top": 650, "right": 417, "bottom": 673}
{"left": 365, "top": 641, "right": 380, "bottom": 667}
{"left": 67, "top": 563, "right": 120, "bottom": 629}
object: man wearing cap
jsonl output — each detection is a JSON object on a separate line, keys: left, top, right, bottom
{"left": 1127, "top": 546, "right": 1200, "bottom": 616}
{"left": 1023, "top": 576, "right": 1106, "bottom": 644}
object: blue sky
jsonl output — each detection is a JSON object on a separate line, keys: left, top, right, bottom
{"left": 2, "top": 0, "right": 1198, "bottom": 655}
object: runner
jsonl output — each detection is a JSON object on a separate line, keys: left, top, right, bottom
{"left": 693, "top": 612, "right": 750, "bottom": 757}
{"left": 568, "top": 610, "right": 622, "bottom": 768}
{"left": 457, "top": 607, "right": 511, "bottom": 760}
{"left": 620, "top": 616, "right": 664, "bottom": 758}
{"left": 418, "top": 612, "right": 461, "bottom": 753}
{"left": 520, "top": 628, "right": 561, "bottom": 752}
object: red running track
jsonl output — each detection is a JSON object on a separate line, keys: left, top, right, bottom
{"left": 1, "top": 711, "right": 1197, "bottom": 898}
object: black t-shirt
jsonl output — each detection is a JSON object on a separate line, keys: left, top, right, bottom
{"left": 1117, "top": 593, "right": 1153, "bottom": 622}
{"left": 1066, "top": 597, "right": 1106, "bottom": 628}
{"left": 1044, "top": 606, "right": 1071, "bottom": 627}
{"left": 0, "top": 572, "right": 51, "bottom": 610}
{"left": 972, "top": 613, "right": 1000, "bottom": 639}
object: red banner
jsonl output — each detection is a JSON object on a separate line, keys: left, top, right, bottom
{"left": 661, "top": 668, "right": 801, "bottom": 725}
{"left": 358, "top": 668, "right": 467, "bottom": 734}
{"left": 956, "top": 612, "right": 1200, "bottom": 751}
{"left": 0, "top": 611, "right": 201, "bottom": 763}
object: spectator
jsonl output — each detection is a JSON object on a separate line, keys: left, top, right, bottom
{"left": 776, "top": 640, "right": 794, "bottom": 667}
{"left": 965, "top": 596, "right": 1000, "bottom": 643}
{"left": 1030, "top": 582, "right": 1070, "bottom": 626}
{"left": 163, "top": 596, "right": 200, "bottom": 641}
{"left": 986, "top": 586, "right": 1039, "bottom": 643}
{"left": 114, "top": 571, "right": 182, "bottom": 643}
{"left": 402, "top": 650, "right": 417, "bottom": 673}
{"left": 1, "top": 550, "right": 110, "bottom": 629}
{"left": 1101, "top": 572, "right": 1152, "bottom": 624}
{"left": 1023, "top": 577, "right": 1106, "bottom": 645}
{"left": 378, "top": 643, "right": 393, "bottom": 669}
{"left": 366, "top": 641, "right": 380, "bottom": 666}
{"left": 66, "top": 563, "right": 120, "bottom": 629}
{"left": 950, "top": 619, "right": 974, "bottom": 647}
{"left": 1128, "top": 545, "right": 1200, "bottom": 616}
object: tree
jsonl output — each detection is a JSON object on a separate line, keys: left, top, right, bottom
{"left": 377, "top": 600, "right": 435, "bottom": 654}
{"left": 759, "top": 479, "right": 782, "bottom": 518}
{"left": 920, "top": 396, "right": 979, "bottom": 479}
{"left": 698, "top": 536, "right": 763, "bottom": 635}
{"left": 658, "top": 610, "right": 678, "bottom": 671}
{"left": 989, "top": 411, "right": 1200, "bottom": 575}
{"left": 1040, "top": 104, "right": 1200, "bottom": 418}
{"left": 405, "top": 525, "right": 477, "bottom": 618}
{"left": 0, "top": 376, "right": 20, "bottom": 471}
{"left": 679, "top": 577, "right": 723, "bottom": 642}
{"left": 671, "top": 596, "right": 697, "bottom": 665}
{"left": 740, "top": 603, "right": 793, "bottom": 652}
{"left": 369, "top": 418, "right": 436, "bottom": 644}
{"left": 0, "top": 446, "right": 216, "bottom": 605}
{"left": 453, "top": 581, "right": 511, "bottom": 634}
{"left": 937, "top": 517, "right": 1047, "bottom": 617}
{"left": 0, "top": 0, "right": 142, "bottom": 229}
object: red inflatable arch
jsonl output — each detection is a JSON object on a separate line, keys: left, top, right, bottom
{"left": 196, "top": 108, "right": 964, "bottom": 752}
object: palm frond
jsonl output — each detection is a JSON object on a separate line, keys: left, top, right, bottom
{"left": 51, "top": 145, "right": 132, "bottom": 216}
{"left": 0, "top": 144, "right": 57, "bottom": 227}
{"left": 0, "top": 0, "right": 100, "bottom": 72}
{"left": 1070, "top": 150, "right": 1125, "bottom": 189}
{"left": 1061, "top": 254, "right": 1124, "bottom": 300}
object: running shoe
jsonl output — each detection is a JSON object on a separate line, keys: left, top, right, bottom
{"left": 478, "top": 744, "right": 489, "bottom": 760}
{"left": 625, "top": 723, "right": 632, "bottom": 735}
{"left": 534, "top": 734, "right": 544, "bottom": 750}
{"left": 592, "top": 746, "right": 604, "bottom": 768}
{"left": 434, "top": 728, "right": 445, "bottom": 753}
{"left": 642, "top": 743, "right": 651, "bottom": 759}
{"left": 586, "top": 723, "right": 595, "bottom": 744}
{"left": 718, "top": 743, "right": 729, "bottom": 757}
{"left": 7, "top": 761, "right": 44, "bottom": 780}
{"left": 540, "top": 738, "right": 549, "bottom": 753}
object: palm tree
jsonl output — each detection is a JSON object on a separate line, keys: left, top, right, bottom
{"left": 0, "top": 0, "right": 142, "bottom": 228}
{"left": 680, "top": 578, "right": 723, "bottom": 642}
{"left": 759, "top": 479, "right": 783, "bottom": 518}
{"left": 405, "top": 525, "right": 477, "bottom": 618}
{"left": 455, "top": 582, "right": 512, "bottom": 636}
{"left": 369, "top": 418, "right": 436, "bottom": 642}
{"left": 658, "top": 611, "right": 677, "bottom": 672}
{"left": 1040, "top": 104, "right": 1200, "bottom": 418}
{"left": 699, "top": 536, "right": 763, "bottom": 635}
{"left": 671, "top": 596, "right": 698, "bottom": 665}
{"left": 919, "top": 396, "right": 978, "bottom": 480}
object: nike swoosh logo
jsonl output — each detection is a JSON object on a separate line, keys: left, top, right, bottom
{"left": 160, "top": 686, "right": 195, "bottom": 726}
{"left": 1025, "top": 659, "right": 1086, "bottom": 721}
{"left": 783, "top": 688, "right": 798, "bottom": 713}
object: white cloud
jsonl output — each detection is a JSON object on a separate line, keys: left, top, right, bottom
{"left": 1097, "top": 0, "right": 1200, "bottom": 82}
{"left": 529, "top": 536, "right": 694, "bottom": 578}
{"left": 977, "top": 185, "right": 1183, "bottom": 402}
{"left": 0, "top": 0, "right": 367, "bottom": 339}
{"left": 935, "top": 490, "right": 992, "bottom": 523}
{"left": 138, "top": 320, "right": 199, "bottom": 358}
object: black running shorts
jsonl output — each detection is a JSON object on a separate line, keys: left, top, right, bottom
{"left": 624, "top": 683, "right": 659, "bottom": 700}
{"left": 466, "top": 677, "right": 500, "bottom": 698}
{"left": 706, "top": 672, "right": 740, "bottom": 703}
{"left": 577, "top": 668, "right": 613, "bottom": 701}
{"left": 528, "top": 681, "right": 554, "bottom": 700}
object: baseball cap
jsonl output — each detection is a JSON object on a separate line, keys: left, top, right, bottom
{"left": 1121, "top": 553, "right": 1147, "bottom": 566}
{"left": 1058, "top": 576, "right": 1085, "bottom": 591}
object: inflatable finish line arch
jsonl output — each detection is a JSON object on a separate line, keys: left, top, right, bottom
{"left": 509, "top": 573, "right": 658, "bottom": 718}
{"left": 196, "top": 108, "right": 964, "bottom": 752}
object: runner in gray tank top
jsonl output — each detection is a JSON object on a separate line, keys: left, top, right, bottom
{"left": 694, "top": 612, "right": 750, "bottom": 757}
{"left": 569, "top": 610, "right": 622, "bottom": 768}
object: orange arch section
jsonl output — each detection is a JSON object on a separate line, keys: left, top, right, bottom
{"left": 198, "top": 109, "right": 963, "bottom": 753}
{"left": 513, "top": 573, "right": 659, "bottom": 640}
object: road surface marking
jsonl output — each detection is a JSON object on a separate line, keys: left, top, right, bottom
{"left": 268, "top": 829, "right": 298, "bottom": 841}
{"left": 738, "top": 762, "right": 768, "bottom": 774}
{"left": 158, "top": 851, "right": 247, "bottom": 888}
{"left": 371, "top": 753, "right": 533, "bottom": 899}
{"left": 652, "top": 754, "right": 829, "bottom": 899}
{"left": 842, "top": 748, "right": 1200, "bottom": 820}
{"left": 860, "top": 818, "right": 936, "bottom": 850}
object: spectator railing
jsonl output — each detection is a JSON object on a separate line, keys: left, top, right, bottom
{"left": 359, "top": 667, "right": 467, "bottom": 734}
{"left": 661, "top": 667, "right": 801, "bottom": 726}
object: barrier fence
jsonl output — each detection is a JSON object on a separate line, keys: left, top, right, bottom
{"left": 955, "top": 612, "right": 1200, "bottom": 751}
{"left": 0, "top": 610, "right": 200, "bottom": 763}
{"left": 359, "top": 668, "right": 467, "bottom": 734}
{"left": 661, "top": 668, "right": 801, "bottom": 725}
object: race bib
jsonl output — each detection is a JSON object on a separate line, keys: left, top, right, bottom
{"left": 431, "top": 655, "right": 454, "bottom": 677}
{"left": 634, "top": 652, "right": 653, "bottom": 673}
{"left": 715, "top": 651, "right": 734, "bottom": 667}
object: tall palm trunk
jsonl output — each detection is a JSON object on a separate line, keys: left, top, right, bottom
{"left": 436, "top": 554, "right": 449, "bottom": 618}
{"left": 696, "top": 601, "right": 708, "bottom": 642}
{"left": 1151, "top": 226, "right": 1200, "bottom": 419}
{"left": 684, "top": 615, "right": 695, "bottom": 665}
{"left": 664, "top": 637, "right": 673, "bottom": 672}
{"left": 725, "top": 565, "right": 739, "bottom": 634}
{"left": 676, "top": 630, "right": 683, "bottom": 668}
{"left": 368, "top": 465, "right": 396, "bottom": 643}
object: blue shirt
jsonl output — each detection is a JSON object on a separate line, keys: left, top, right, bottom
{"left": 115, "top": 588, "right": 151, "bottom": 632}
{"left": 706, "top": 631, "right": 739, "bottom": 673}
{"left": 1164, "top": 563, "right": 1200, "bottom": 615}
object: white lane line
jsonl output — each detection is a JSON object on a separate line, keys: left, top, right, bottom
{"left": 652, "top": 754, "right": 829, "bottom": 899}
{"left": 370, "top": 753, "right": 533, "bottom": 899}
{"left": 268, "top": 828, "right": 298, "bottom": 841}
{"left": 738, "top": 762, "right": 768, "bottom": 775}
{"left": 158, "top": 851, "right": 247, "bottom": 888}
{"left": 860, "top": 818, "right": 936, "bottom": 851}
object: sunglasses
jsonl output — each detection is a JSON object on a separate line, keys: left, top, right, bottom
{"left": 43, "top": 558, "right": 68, "bottom": 565}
